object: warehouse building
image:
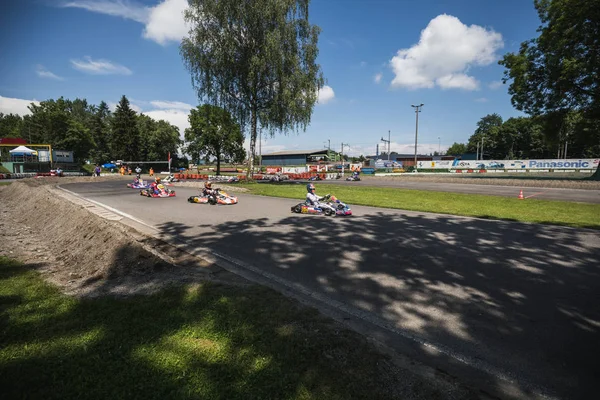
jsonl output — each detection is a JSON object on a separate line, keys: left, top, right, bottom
{"left": 260, "top": 149, "right": 332, "bottom": 166}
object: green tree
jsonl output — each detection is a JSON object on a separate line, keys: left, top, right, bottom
{"left": 499, "top": 0, "right": 599, "bottom": 117}
{"left": 180, "top": 0, "right": 325, "bottom": 177}
{"left": 138, "top": 114, "right": 182, "bottom": 163}
{"left": 499, "top": 0, "right": 600, "bottom": 176}
{"left": 57, "top": 119, "right": 94, "bottom": 163}
{"left": 467, "top": 114, "right": 503, "bottom": 157}
{"left": 89, "top": 101, "right": 112, "bottom": 163}
{"left": 111, "top": 95, "right": 140, "bottom": 161}
{"left": 185, "top": 104, "right": 245, "bottom": 175}
{"left": 446, "top": 143, "right": 466, "bottom": 156}
{"left": 0, "top": 113, "right": 24, "bottom": 138}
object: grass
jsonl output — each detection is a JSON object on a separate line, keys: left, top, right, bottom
{"left": 0, "top": 257, "right": 451, "bottom": 400}
{"left": 237, "top": 182, "right": 600, "bottom": 229}
{"left": 0, "top": 182, "right": 11, "bottom": 186}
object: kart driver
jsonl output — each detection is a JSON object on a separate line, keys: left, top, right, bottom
{"left": 306, "top": 183, "right": 328, "bottom": 206}
{"left": 151, "top": 177, "right": 162, "bottom": 194}
{"left": 202, "top": 181, "right": 216, "bottom": 197}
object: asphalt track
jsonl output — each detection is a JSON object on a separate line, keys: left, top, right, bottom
{"left": 298, "top": 177, "right": 600, "bottom": 203}
{"left": 61, "top": 180, "right": 600, "bottom": 400}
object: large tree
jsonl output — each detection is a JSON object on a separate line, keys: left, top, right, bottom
{"left": 0, "top": 113, "right": 24, "bottom": 138}
{"left": 446, "top": 142, "right": 466, "bottom": 156}
{"left": 185, "top": 104, "right": 245, "bottom": 175}
{"left": 499, "top": 0, "right": 600, "bottom": 176}
{"left": 89, "top": 101, "right": 112, "bottom": 163}
{"left": 467, "top": 113, "right": 503, "bottom": 157}
{"left": 111, "top": 95, "right": 140, "bottom": 161}
{"left": 180, "top": 0, "right": 324, "bottom": 177}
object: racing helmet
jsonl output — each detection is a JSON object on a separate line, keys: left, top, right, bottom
{"left": 306, "top": 183, "right": 315, "bottom": 193}
{"left": 205, "top": 181, "right": 212, "bottom": 189}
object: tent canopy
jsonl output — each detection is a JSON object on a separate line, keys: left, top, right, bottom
{"left": 9, "top": 145, "right": 36, "bottom": 155}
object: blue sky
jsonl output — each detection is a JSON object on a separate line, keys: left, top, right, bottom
{"left": 0, "top": 0, "right": 541, "bottom": 156}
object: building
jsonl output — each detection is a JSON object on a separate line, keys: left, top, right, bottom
{"left": 260, "top": 149, "right": 332, "bottom": 166}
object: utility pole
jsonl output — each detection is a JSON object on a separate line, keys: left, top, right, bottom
{"left": 438, "top": 137, "right": 441, "bottom": 155}
{"left": 381, "top": 131, "right": 390, "bottom": 162}
{"left": 341, "top": 143, "right": 349, "bottom": 177}
{"left": 480, "top": 137, "right": 484, "bottom": 160}
{"left": 411, "top": 103, "right": 424, "bottom": 171}
{"left": 259, "top": 130, "right": 262, "bottom": 171}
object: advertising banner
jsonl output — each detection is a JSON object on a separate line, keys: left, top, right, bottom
{"left": 417, "top": 158, "right": 599, "bottom": 170}
{"left": 266, "top": 167, "right": 282, "bottom": 174}
{"left": 282, "top": 166, "right": 307, "bottom": 174}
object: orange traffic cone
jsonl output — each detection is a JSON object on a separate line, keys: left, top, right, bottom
{"left": 518, "top": 189, "right": 524, "bottom": 200}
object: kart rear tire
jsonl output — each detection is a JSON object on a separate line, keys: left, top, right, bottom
{"left": 293, "top": 205, "right": 302, "bottom": 213}
{"left": 208, "top": 197, "right": 217, "bottom": 205}
{"left": 324, "top": 208, "right": 334, "bottom": 216}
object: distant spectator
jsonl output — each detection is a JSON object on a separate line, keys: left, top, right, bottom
{"left": 149, "top": 167, "right": 154, "bottom": 177}
{"left": 94, "top": 164, "right": 101, "bottom": 177}
{"left": 135, "top": 166, "right": 142, "bottom": 175}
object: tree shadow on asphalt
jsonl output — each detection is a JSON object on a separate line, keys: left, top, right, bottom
{"left": 152, "top": 210, "right": 600, "bottom": 400}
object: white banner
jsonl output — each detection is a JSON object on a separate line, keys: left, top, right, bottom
{"left": 417, "top": 158, "right": 599, "bottom": 170}
{"left": 282, "top": 166, "right": 308, "bottom": 174}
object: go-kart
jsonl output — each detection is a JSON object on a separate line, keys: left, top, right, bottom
{"left": 291, "top": 194, "right": 352, "bottom": 216}
{"left": 127, "top": 180, "right": 150, "bottom": 189}
{"left": 187, "top": 188, "right": 238, "bottom": 205}
{"left": 140, "top": 184, "right": 176, "bottom": 198}
{"left": 346, "top": 174, "right": 361, "bottom": 181}
{"left": 163, "top": 174, "right": 179, "bottom": 184}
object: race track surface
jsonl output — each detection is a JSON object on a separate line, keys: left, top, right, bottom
{"left": 308, "top": 178, "right": 600, "bottom": 203}
{"left": 61, "top": 180, "right": 600, "bottom": 400}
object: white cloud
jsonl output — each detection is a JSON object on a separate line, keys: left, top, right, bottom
{"left": 475, "top": 97, "right": 488, "bottom": 103}
{"left": 489, "top": 80, "right": 503, "bottom": 90}
{"left": 143, "top": 109, "right": 190, "bottom": 137}
{"left": 389, "top": 14, "right": 504, "bottom": 91}
{"left": 61, "top": 0, "right": 149, "bottom": 23}
{"left": 149, "top": 100, "right": 193, "bottom": 111}
{"left": 317, "top": 85, "right": 335, "bottom": 104}
{"left": 71, "top": 56, "right": 132, "bottom": 75}
{"left": 60, "top": 0, "right": 188, "bottom": 45}
{"left": 36, "top": 65, "right": 64, "bottom": 80}
{"left": 0, "top": 96, "right": 40, "bottom": 116}
{"left": 374, "top": 73, "right": 382, "bottom": 84}
{"left": 143, "top": 0, "right": 190, "bottom": 45}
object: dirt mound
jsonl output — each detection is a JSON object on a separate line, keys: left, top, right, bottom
{"left": 0, "top": 177, "right": 240, "bottom": 297}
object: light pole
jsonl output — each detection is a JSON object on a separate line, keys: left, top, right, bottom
{"left": 381, "top": 130, "right": 390, "bottom": 161}
{"left": 411, "top": 103, "right": 424, "bottom": 171}
{"left": 438, "top": 136, "right": 441, "bottom": 155}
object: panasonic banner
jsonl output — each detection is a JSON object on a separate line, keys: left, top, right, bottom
{"left": 417, "top": 158, "right": 599, "bottom": 170}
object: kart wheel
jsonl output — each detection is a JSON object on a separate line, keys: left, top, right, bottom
{"left": 324, "top": 208, "right": 334, "bottom": 216}
{"left": 187, "top": 196, "right": 194, "bottom": 203}
{"left": 208, "top": 197, "right": 217, "bottom": 205}
{"left": 293, "top": 205, "right": 302, "bottom": 213}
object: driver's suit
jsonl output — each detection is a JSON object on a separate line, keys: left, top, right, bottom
{"left": 306, "top": 192, "right": 327, "bottom": 207}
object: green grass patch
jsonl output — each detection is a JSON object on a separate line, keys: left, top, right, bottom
{"left": 238, "top": 183, "right": 600, "bottom": 229}
{"left": 0, "top": 257, "right": 449, "bottom": 400}
{"left": 0, "top": 182, "right": 11, "bottom": 186}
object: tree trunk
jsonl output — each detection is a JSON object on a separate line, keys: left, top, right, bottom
{"left": 592, "top": 165, "right": 600, "bottom": 180}
{"left": 216, "top": 155, "right": 221, "bottom": 175}
{"left": 247, "top": 104, "right": 257, "bottom": 180}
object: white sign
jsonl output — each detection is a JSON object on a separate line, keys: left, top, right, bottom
{"left": 417, "top": 158, "right": 599, "bottom": 170}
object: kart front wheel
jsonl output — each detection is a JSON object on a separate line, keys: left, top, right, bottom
{"left": 324, "top": 208, "right": 334, "bottom": 216}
